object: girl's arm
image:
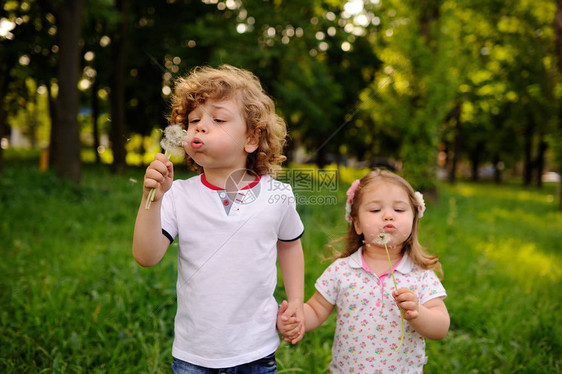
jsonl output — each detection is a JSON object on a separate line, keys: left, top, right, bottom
{"left": 394, "top": 288, "right": 450, "bottom": 340}
{"left": 277, "top": 291, "right": 334, "bottom": 343}
{"left": 303, "top": 291, "right": 335, "bottom": 332}
{"left": 132, "top": 153, "right": 174, "bottom": 267}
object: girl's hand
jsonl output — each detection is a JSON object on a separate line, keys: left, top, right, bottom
{"left": 144, "top": 153, "right": 174, "bottom": 203}
{"left": 393, "top": 287, "right": 419, "bottom": 320}
{"left": 277, "top": 300, "right": 304, "bottom": 344}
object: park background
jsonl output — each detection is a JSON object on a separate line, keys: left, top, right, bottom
{"left": 1, "top": 0, "right": 561, "bottom": 372}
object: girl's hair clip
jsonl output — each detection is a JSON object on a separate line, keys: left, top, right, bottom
{"left": 344, "top": 179, "right": 360, "bottom": 224}
{"left": 414, "top": 191, "right": 426, "bottom": 218}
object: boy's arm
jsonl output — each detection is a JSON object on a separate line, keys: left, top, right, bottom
{"left": 277, "top": 291, "right": 334, "bottom": 343}
{"left": 132, "top": 153, "right": 174, "bottom": 267}
{"left": 277, "top": 239, "right": 305, "bottom": 338}
{"left": 132, "top": 200, "right": 171, "bottom": 267}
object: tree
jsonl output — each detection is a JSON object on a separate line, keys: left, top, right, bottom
{"left": 48, "top": 0, "right": 86, "bottom": 183}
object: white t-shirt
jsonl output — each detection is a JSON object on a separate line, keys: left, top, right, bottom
{"left": 161, "top": 173, "right": 304, "bottom": 368}
{"left": 315, "top": 248, "right": 447, "bottom": 374}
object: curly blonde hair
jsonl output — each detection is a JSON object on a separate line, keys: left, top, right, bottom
{"left": 168, "top": 64, "right": 287, "bottom": 176}
{"left": 342, "top": 169, "right": 443, "bottom": 278}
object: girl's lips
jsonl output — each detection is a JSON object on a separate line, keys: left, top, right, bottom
{"left": 383, "top": 225, "right": 396, "bottom": 231}
{"left": 191, "top": 138, "right": 204, "bottom": 150}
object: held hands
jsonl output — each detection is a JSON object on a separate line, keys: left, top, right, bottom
{"left": 277, "top": 300, "right": 305, "bottom": 344}
{"left": 393, "top": 287, "right": 420, "bottom": 320}
{"left": 144, "top": 153, "right": 174, "bottom": 205}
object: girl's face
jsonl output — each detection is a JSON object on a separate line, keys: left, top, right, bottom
{"left": 184, "top": 97, "right": 258, "bottom": 172}
{"left": 353, "top": 181, "right": 415, "bottom": 250}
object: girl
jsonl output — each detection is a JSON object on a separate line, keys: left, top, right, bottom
{"left": 278, "top": 169, "right": 449, "bottom": 373}
{"left": 133, "top": 65, "right": 305, "bottom": 373}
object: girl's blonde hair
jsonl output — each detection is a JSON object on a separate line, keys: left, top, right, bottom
{"left": 342, "top": 169, "right": 443, "bottom": 278}
{"left": 169, "top": 64, "right": 287, "bottom": 175}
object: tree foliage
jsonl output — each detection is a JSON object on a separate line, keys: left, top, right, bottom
{"left": 0, "top": 0, "right": 560, "bottom": 193}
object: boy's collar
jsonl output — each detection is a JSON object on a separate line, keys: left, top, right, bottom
{"left": 201, "top": 173, "right": 261, "bottom": 191}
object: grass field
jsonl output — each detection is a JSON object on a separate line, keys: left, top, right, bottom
{"left": 1, "top": 162, "right": 561, "bottom": 373}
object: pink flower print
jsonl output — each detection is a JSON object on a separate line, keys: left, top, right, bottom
{"left": 360, "top": 341, "right": 366, "bottom": 349}
{"left": 360, "top": 319, "right": 368, "bottom": 327}
{"left": 349, "top": 304, "right": 357, "bottom": 311}
{"left": 375, "top": 324, "right": 384, "bottom": 332}
{"left": 367, "top": 334, "right": 376, "bottom": 341}
{"left": 343, "top": 312, "right": 351, "bottom": 319}
{"left": 390, "top": 320, "right": 398, "bottom": 328}
{"left": 388, "top": 365, "right": 397, "bottom": 372}
{"left": 342, "top": 334, "right": 349, "bottom": 340}
{"left": 375, "top": 347, "right": 384, "bottom": 355}
{"left": 348, "top": 325, "right": 356, "bottom": 333}
{"left": 348, "top": 346, "right": 356, "bottom": 353}
{"left": 366, "top": 356, "right": 375, "bottom": 363}
{"left": 348, "top": 283, "right": 356, "bottom": 290}
{"left": 361, "top": 298, "right": 369, "bottom": 306}
{"left": 358, "top": 364, "right": 365, "bottom": 370}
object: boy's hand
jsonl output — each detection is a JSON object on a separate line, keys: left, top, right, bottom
{"left": 393, "top": 287, "right": 419, "bottom": 320}
{"left": 144, "top": 153, "right": 174, "bottom": 202}
{"left": 277, "top": 300, "right": 304, "bottom": 344}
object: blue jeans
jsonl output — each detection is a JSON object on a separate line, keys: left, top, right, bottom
{"left": 171, "top": 353, "right": 277, "bottom": 374}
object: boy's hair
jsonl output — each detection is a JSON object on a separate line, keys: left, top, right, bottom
{"left": 169, "top": 64, "right": 287, "bottom": 176}
{"left": 342, "top": 169, "right": 443, "bottom": 278}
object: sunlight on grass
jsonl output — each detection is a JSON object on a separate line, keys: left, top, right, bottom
{"left": 482, "top": 238, "right": 561, "bottom": 285}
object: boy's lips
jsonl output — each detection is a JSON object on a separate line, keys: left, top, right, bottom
{"left": 191, "top": 138, "right": 204, "bottom": 150}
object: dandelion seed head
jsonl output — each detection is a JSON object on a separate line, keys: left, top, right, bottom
{"left": 161, "top": 124, "right": 187, "bottom": 155}
{"left": 373, "top": 232, "right": 390, "bottom": 245}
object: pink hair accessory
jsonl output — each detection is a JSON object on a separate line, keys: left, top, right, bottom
{"left": 345, "top": 179, "right": 361, "bottom": 223}
{"left": 414, "top": 191, "right": 426, "bottom": 218}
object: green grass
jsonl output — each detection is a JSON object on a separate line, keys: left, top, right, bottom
{"left": 1, "top": 163, "right": 561, "bottom": 373}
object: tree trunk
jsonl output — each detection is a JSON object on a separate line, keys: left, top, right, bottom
{"left": 52, "top": 0, "right": 85, "bottom": 183}
{"left": 555, "top": 0, "right": 562, "bottom": 209}
{"left": 535, "top": 133, "right": 547, "bottom": 188}
{"left": 110, "top": 0, "right": 130, "bottom": 175}
{"left": 522, "top": 121, "right": 534, "bottom": 187}
{"left": 0, "top": 53, "right": 17, "bottom": 172}
{"left": 448, "top": 103, "right": 461, "bottom": 184}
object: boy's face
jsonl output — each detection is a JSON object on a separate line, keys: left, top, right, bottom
{"left": 184, "top": 97, "right": 258, "bottom": 172}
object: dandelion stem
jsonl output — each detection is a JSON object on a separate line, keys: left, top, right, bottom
{"left": 384, "top": 242, "right": 405, "bottom": 351}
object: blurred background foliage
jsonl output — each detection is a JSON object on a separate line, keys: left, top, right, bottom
{"left": 0, "top": 0, "right": 561, "bottom": 196}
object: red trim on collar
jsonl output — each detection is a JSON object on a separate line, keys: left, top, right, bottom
{"left": 241, "top": 175, "right": 261, "bottom": 190}
{"left": 201, "top": 174, "right": 224, "bottom": 190}
{"left": 200, "top": 173, "right": 261, "bottom": 191}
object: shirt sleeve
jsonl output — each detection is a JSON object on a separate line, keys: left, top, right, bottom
{"left": 314, "top": 261, "right": 342, "bottom": 305}
{"left": 160, "top": 183, "right": 178, "bottom": 242}
{"left": 418, "top": 270, "right": 447, "bottom": 305}
{"left": 276, "top": 183, "right": 304, "bottom": 242}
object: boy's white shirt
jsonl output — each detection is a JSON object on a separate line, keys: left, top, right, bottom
{"left": 161, "top": 174, "right": 304, "bottom": 368}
